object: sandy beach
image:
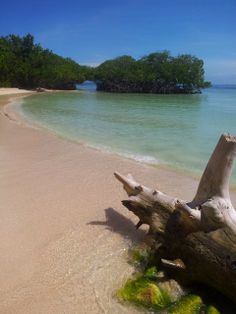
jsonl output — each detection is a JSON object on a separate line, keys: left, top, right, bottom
{"left": 0, "top": 90, "right": 236, "bottom": 313}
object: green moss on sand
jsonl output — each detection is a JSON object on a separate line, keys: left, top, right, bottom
{"left": 117, "top": 269, "right": 171, "bottom": 310}
{"left": 129, "top": 247, "right": 154, "bottom": 268}
{"left": 205, "top": 305, "right": 221, "bottom": 314}
{"left": 119, "top": 248, "right": 222, "bottom": 313}
{"left": 130, "top": 248, "right": 148, "bottom": 264}
{"left": 168, "top": 294, "right": 203, "bottom": 314}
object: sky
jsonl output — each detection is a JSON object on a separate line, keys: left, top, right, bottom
{"left": 0, "top": 0, "right": 235, "bottom": 84}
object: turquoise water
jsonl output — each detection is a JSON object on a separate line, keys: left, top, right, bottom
{"left": 21, "top": 84, "right": 236, "bottom": 183}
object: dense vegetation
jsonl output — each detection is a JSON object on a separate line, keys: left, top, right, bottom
{"left": 94, "top": 51, "right": 211, "bottom": 94}
{"left": 0, "top": 34, "right": 210, "bottom": 93}
{"left": 0, "top": 34, "right": 87, "bottom": 89}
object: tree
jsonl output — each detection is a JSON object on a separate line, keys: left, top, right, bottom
{"left": 0, "top": 34, "right": 85, "bottom": 89}
{"left": 95, "top": 51, "right": 211, "bottom": 94}
{"left": 172, "top": 54, "right": 206, "bottom": 89}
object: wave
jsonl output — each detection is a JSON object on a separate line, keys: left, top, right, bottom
{"left": 83, "top": 142, "right": 160, "bottom": 165}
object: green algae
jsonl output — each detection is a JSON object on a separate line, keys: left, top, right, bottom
{"left": 167, "top": 295, "right": 223, "bottom": 314}
{"left": 117, "top": 274, "right": 218, "bottom": 313}
{"left": 118, "top": 246, "right": 223, "bottom": 313}
{"left": 130, "top": 248, "right": 149, "bottom": 264}
{"left": 205, "top": 305, "right": 221, "bottom": 314}
{"left": 117, "top": 269, "right": 223, "bottom": 313}
{"left": 145, "top": 266, "right": 159, "bottom": 279}
{"left": 129, "top": 246, "right": 154, "bottom": 268}
{"left": 168, "top": 294, "right": 203, "bottom": 314}
{"left": 117, "top": 269, "right": 172, "bottom": 311}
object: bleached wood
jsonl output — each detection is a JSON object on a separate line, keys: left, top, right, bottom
{"left": 114, "top": 134, "right": 236, "bottom": 302}
{"left": 191, "top": 134, "right": 236, "bottom": 206}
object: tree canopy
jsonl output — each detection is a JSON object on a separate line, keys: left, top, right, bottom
{"left": 0, "top": 34, "right": 210, "bottom": 93}
{"left": 94, "top": 51, "right": 211, "bottom": 94}
{"left": 0, "top": 34, "right": 86, "bottom": 89}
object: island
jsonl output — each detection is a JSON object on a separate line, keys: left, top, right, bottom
{"left": 95, "top": 52, "right": 211, "bottom": 94}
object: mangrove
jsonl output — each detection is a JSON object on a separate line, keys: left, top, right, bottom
{"left": 95, "top": 52, "right": 211, "bottom": 94}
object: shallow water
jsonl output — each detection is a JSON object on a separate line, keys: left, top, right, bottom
{"left": 21, "top": 84, "right": 236, "bottom": 183}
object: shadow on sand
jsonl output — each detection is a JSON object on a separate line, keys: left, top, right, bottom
{"left": 88, "top": 207, "right": 146, "bottom": 244}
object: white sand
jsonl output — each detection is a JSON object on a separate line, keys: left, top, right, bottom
{"left": 0, "top": 88, "right": 33, "bottom": 95}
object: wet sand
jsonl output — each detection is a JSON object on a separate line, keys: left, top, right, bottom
{"left": 0, "top": 92, "right": 235, "bottom": 313}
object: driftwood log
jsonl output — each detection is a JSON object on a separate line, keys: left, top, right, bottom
{"left": 114, "top": 134, "right": 236, "bottom": 302}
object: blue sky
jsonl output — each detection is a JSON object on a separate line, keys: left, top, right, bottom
{"left": 1, "top": 0, "right": 235, "bottom": 83}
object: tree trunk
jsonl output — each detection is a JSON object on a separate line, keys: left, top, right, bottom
{"left": 114, "top": 134, "right": 236, "bottom": 302}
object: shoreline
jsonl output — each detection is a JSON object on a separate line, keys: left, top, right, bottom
{"left": 16, "top": 96, "right": 196, "bottom": 178}
{"left": 4, "top": 92, "right": 191, "bottom": 177}
{"left": 11, "top": 91, "right": 236, "bottom": 191}
{"left": 1, "top": 92, "right": 236, "bottom": 313}
{"left": 4, "top": 92, "right": 203, "bottom": 194}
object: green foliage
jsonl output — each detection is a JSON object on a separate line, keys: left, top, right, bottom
{"left": 0, "top": 34, "right": 85, "bottom": 89}
{"left": 95, "top": 55, "right": 137, "bottom": 82}
{"left": 0, "top": 35, "right": 210, "bottom": 93}
{"left": 95, "top": 51, "right": 210, "bottom": 93}
{"left": 80, "top": 65, "right": 95, "bottom": 81}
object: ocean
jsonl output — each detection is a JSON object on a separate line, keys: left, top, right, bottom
{"left": 20, "top": 82, "right": 236, "bottom": 183}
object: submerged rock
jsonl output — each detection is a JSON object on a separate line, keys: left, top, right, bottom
{"left": 158, "top": 277, "right": 186, "bottom": 303}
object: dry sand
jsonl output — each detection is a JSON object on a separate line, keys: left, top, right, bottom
{"left": 0, "top": 90, "right": 235, "bottom": 313}
{"left": 0, "top": 88, "right": 33, "bottom": 95}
